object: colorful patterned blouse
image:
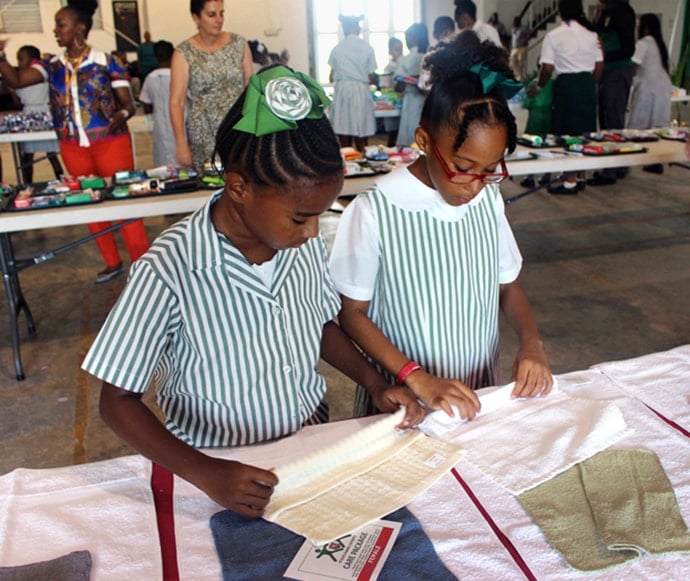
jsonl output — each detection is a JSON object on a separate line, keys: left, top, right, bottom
{"left": 37, "top": 48, "right": 132, "bottom": 146}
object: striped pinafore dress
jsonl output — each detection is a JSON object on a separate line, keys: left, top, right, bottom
{"left": 354, "top": 185, "right": 502, "bottom": 416}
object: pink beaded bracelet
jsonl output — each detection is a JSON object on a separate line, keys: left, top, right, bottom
{"left": 395, "top": 361, "right": 423, "bottom": 385}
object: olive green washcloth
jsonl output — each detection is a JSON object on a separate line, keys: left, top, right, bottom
{"left": 518, "top": 448, "right": 690, "bottom": 571}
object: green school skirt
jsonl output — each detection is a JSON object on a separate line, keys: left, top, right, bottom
{"left": 552, "top": 72, "right": 597, "bottom": 135}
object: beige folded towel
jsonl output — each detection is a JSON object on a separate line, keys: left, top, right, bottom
{"left": 264, "top": 408, "right": 466, "bottom": 545}
{"left": 518, "top": 448, "right": 690, "bottom": 571}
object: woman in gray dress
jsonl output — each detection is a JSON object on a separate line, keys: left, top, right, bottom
{"left": 170, "top": 0, "right": 253, "bottom": 169}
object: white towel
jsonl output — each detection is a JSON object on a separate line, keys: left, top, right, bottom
{"left": 593, "top": 344, "right": 690, "bottom": 430}
{"left": 0, "top": 455, "right": 161, "bottom": 579}
{"left": 420, "top": 382, "right": 632, "bottom": 494}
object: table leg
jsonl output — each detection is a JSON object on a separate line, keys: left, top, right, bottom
{"left": 0, "top": 219, "right": 137, "bottom": 381}
{"left": 504, "top": 181, "right": 550, "bottom": 206}
{"left": 0, "top": 233, "right": 36, "bottom": 381}
{"left": 10, "top": 142, "right": 24, "bottom": 185}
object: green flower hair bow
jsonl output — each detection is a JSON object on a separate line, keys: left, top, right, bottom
{"left": 233, "top": 65, "right": 330, "bottom": 136}
{"left": 469, "top": 62, "right": 523, "bottom": 100}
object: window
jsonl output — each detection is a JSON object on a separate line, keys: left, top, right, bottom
{"left": 310, "top": 0, "right": 420, "bottom": 84}
{"left": 59, "top": 0, "right": 103, "bottom": 31}
{"left": 0, "top": 0, "right": 42, "bottom": 33}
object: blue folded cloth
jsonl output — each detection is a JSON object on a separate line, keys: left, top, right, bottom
{"left": 210, "top": 506, "right": 456, "bottom": 580}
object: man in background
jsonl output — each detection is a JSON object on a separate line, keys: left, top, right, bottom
{"left": 510, "top": 16, "right": 532, "bottom": 81}
{"left": 137, "top": 31, "right": 157, "bottom": 82}
{"left": 589, "top": 0, "right": 636, "bottom": 186}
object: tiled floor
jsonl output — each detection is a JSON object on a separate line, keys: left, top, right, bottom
{"left": 1, "top": 118, "right": 689, "bottom": 475}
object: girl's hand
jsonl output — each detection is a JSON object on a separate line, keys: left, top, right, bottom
{"left": 176, "top": 142, "right": 194, "bottom": 167}
{"left": 405, "top": 371, "right": 481, "bottom": 420}
{"left": 511, "top": 341, "right": 553, "bottom": 398}
{"left": 195, "top": 457, "right": 278, "bottom": 518}
{"left": 370, "top": 386, "right": 426, "bottom": 428}
{"left": 0, "top": 38, "right": 9, "bottom": 51}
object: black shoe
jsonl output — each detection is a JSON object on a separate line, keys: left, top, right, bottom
{"left": 95, "top": 263, "right": 124, "bottom": 284}
{"left": 519, "top": 176, "right": 536, "bottom": 188}
{"left": 586, "top": 173, "right": 617, "bottom": 186}
{"left": 576, "top": 180, "right": 586, "bottom": 192}
{"left": 642, "top": 164, "right": 664, "bottom": 174}
{"left": 538, "top": 173, "right": 552, "bottom": 185}
{"left": 616, "top": 168, "right": 629, "bottom": 178}
{"left": 548, "top": 182, "right": 579, "bottom": 195}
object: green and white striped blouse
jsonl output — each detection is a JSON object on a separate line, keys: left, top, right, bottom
{"left": 83, "top": 192, "right": 341, "bottom": 448}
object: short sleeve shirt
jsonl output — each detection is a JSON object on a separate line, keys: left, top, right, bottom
{"left": 631, "top": 36, "right": 667, "bottom": 82}
{"left": 82, "top": 192, "right": 341, "bottom": 448}
{"left": 540, "top": 21, "right": 603, "bottom": 74}
{"left": 472, "top": 20, "right": 502, "bottom": 47}
{"left": 45, "top": 48, "right": 131, "bottom": 146}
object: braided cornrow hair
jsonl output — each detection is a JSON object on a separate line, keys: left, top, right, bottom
{"left": 421, "top": 31, "right": 518, "bottom": 153}
{"left": 214, "top": 70, "right": 343, "bottom": 187}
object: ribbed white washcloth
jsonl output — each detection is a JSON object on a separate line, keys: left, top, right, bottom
{"left": 420, "top": 382, "right": 632, "bottom": 494}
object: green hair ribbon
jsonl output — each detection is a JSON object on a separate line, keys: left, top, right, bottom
{"left": 469, "top": 62, "right": 523, "bottom": 100}
{"left": 233, "top": 65, "right": 330, "bottom": 136}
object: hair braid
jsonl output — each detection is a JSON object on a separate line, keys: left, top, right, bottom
{"left": 214, "top": 90, "right": 343, "bottom": 188}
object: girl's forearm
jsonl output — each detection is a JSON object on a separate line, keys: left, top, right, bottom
{"left": 320, "top": 321, "right": 388, "bottom": 392}
{"left": 99, "top": 382, "right": 213, "bottom": 486}
{"left": 338, "top": 299, "right": 412, "bottom": 379}
{"left": 499, "top": 280, "right": 543, "bottom": 345}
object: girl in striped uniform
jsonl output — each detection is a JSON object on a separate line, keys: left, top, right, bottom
{"left": 330, "top": 33, "right": 553, "bottom": 420}
{"left": 82, "top": 65, "right": 423, "bottom": 518}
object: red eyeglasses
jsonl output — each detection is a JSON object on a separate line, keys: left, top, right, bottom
{"left": 428, "top": 138, "right": 509, "bottom": 185}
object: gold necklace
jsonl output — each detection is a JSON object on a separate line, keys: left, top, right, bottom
{"left": 66, "top": 46, "right": 88, "bottom": 67}
{"left": 64, "top": 46, "right": 89, "bottom": 110}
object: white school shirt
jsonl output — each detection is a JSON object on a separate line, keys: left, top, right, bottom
{"left": 82, "top": 192, "right": 341, "bottom": 448}
{"left": 329, "top": 167, "right": 522, "bottom": 302}
{"left": 139, "top": 68, "right": 177, "bottom": 167}
{"left": 540, "top": 20, "right": 603, "bottom": 74}
{"left": 472, "top": 20, "right": 502, "bottom": 47}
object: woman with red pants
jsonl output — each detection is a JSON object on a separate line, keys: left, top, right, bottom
{"left": 0, "top": 0, "right": 148, "bottom": 283}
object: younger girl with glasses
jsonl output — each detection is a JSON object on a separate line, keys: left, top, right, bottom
{"left": 330, "top": 32, "right": 553, "bottom": 420}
